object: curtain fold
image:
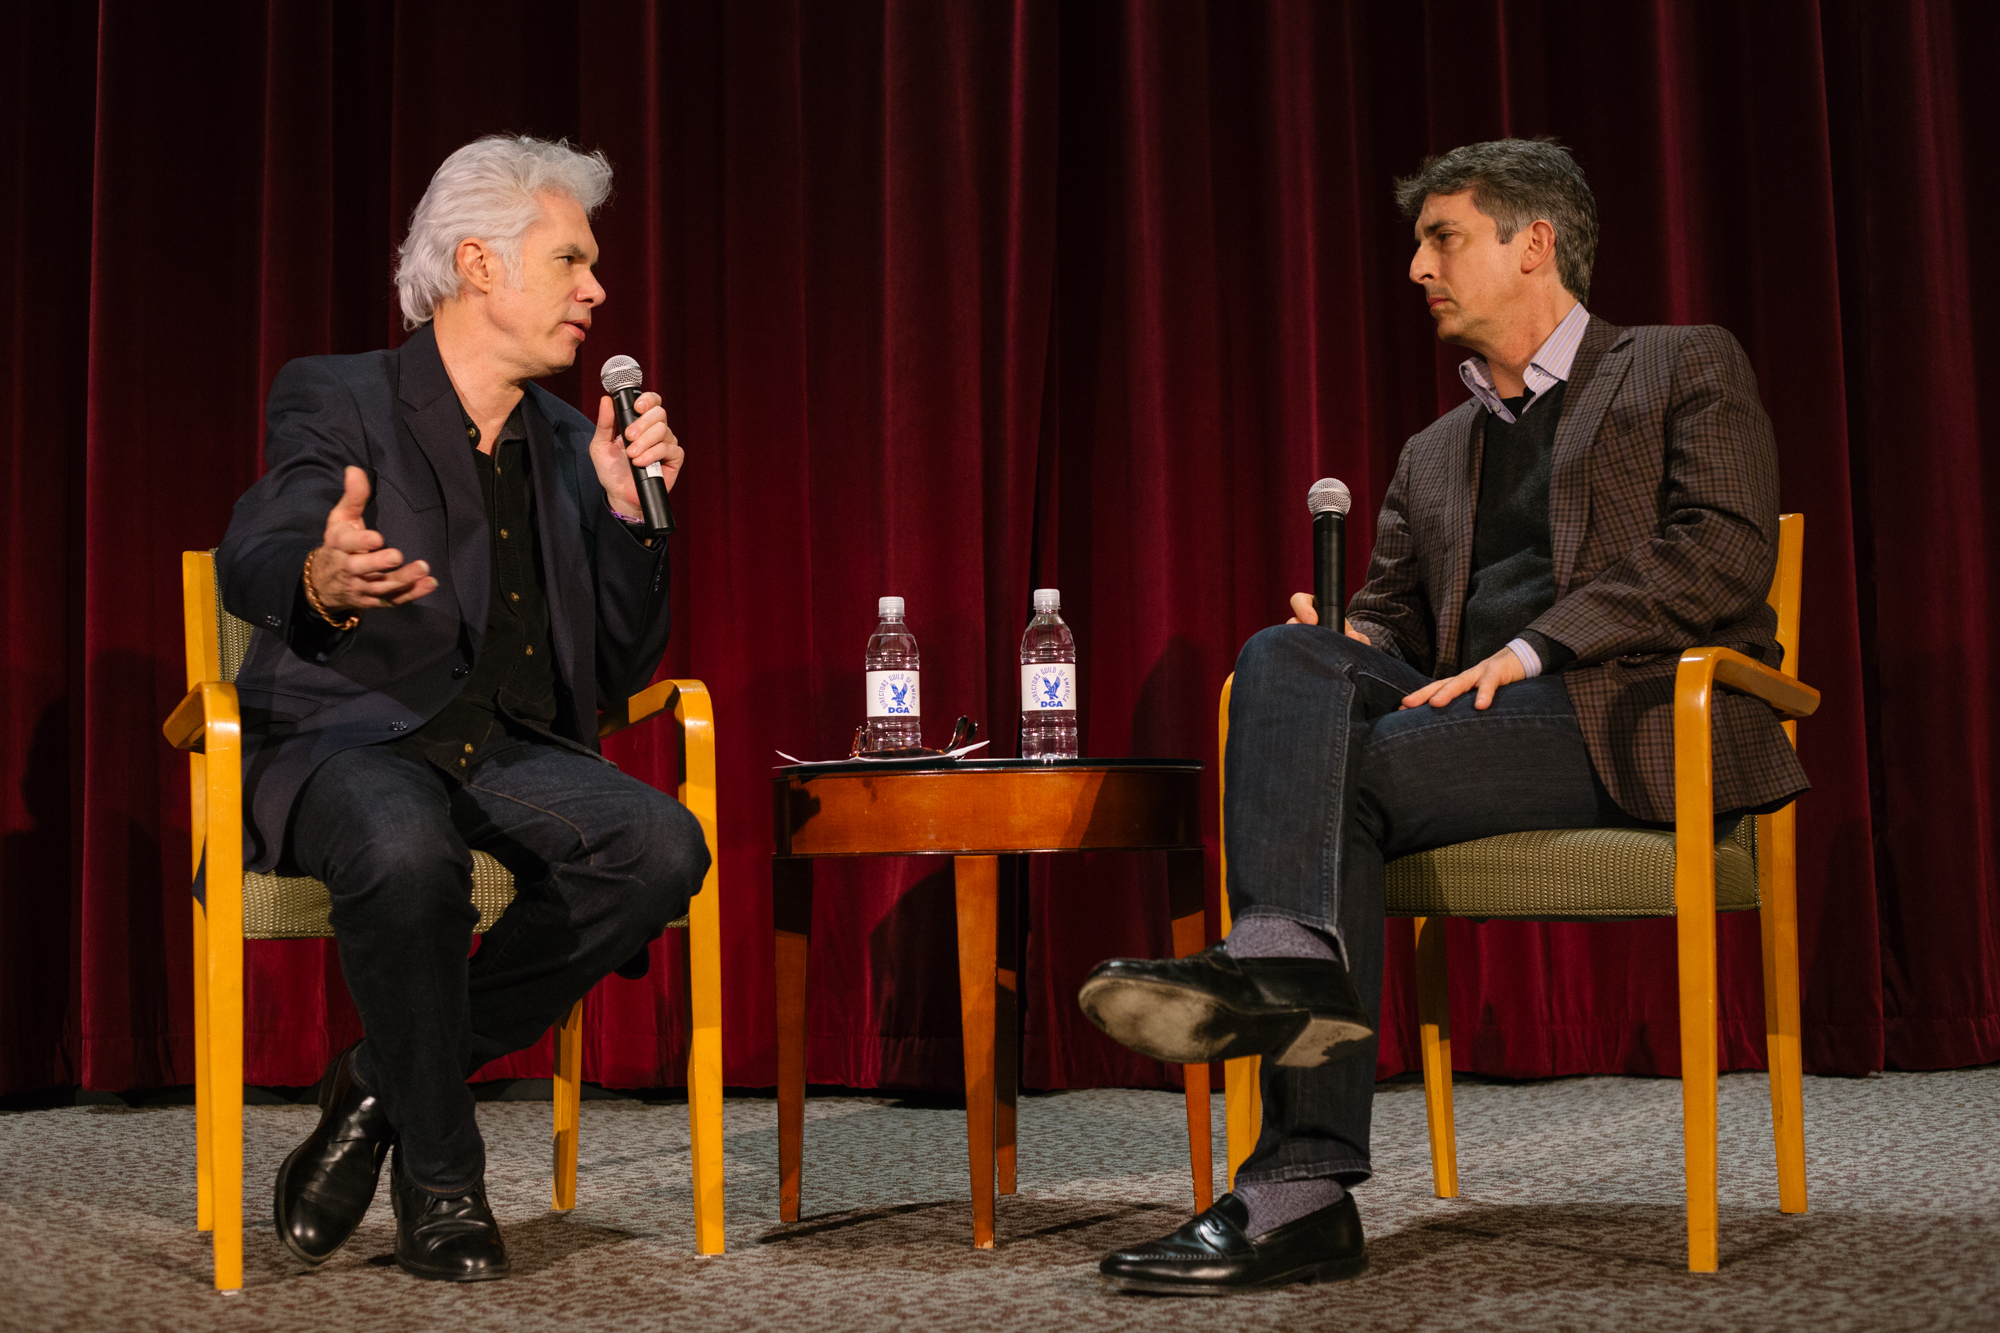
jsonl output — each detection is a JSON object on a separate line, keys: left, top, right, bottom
{"left": 0, "top": 0, "right": 1992, "bottom": 1095}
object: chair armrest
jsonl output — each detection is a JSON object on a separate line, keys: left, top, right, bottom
{"left": 1678, "top": 647, "right": 1819, "bottom": 722}
{"left": 164, "top": 681, "right": 239, "bottom": 752}
{"left": 599, "top": 679, "right": 683, "bottom": 740}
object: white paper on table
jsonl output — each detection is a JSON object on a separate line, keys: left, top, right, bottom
{"left": 774, "top": 740, "right": 990, "bottom": 768}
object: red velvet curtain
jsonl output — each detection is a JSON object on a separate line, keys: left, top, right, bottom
{"left": 2, "top": 1, "right": 1993, "bottom": 1096}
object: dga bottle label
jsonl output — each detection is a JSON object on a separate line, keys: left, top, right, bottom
{"left": 866, "top": 670, "right": 920, "bottom": 718}
{"left": 1020, "top": 662, "right": 1075, "bottom": 712}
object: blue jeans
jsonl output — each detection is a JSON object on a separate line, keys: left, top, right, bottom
{"left": 290, "top": 731, "right": 709, "bottom": 1193}
{"left": 1223, "top": 625, "right": 1643, "bottom": 1188}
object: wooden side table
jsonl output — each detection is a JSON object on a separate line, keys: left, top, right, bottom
{"left": 772, "top": 758, "right": 1210, "bottom": 1248}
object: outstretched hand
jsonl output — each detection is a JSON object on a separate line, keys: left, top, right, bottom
{"left": 1286, "top": 592, "right": 1372, "bottom": 644}
{"left": 308, "top": 466, "right": 437, "bottom": 613}
{"left": 1399, "top": 645, "right": 1525, "bottom": 712}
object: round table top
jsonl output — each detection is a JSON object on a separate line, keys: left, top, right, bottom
{"left": 774, "top": 755, "right": 1202, "bottom": 780}
{"left": 772, "top": 757, "right": 1204, "bottom": 857}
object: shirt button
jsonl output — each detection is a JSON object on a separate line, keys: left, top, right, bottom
{"left": 499, "top": 528, "right": 509, "bottom": 539}
{"left": 524, "top": 645, "right": 534, "bottom": 656}
{"left": 458, "top": 758, "right": 467, "bottom": 768}
{"left": 510, "top": 592, "right": 520, "bottom": 602}
{"left": 463, "top": 743, "right": 474, "bottom": 754}
{"left": 465, "top": 425, "right": 478, "bottom": 442}
{"left": 452, "top": 664, "right": 470, "bottom": 679}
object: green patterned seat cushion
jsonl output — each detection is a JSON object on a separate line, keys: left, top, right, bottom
{"left": 244, "top": 852, "right": 519, "bottom": 940}
{"left": 1383, "top": 818, "right": 1759, "bottom": 920}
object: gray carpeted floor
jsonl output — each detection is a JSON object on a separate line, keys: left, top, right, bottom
{"left": 2, "top": 1069, "right": 1996, "bottom": 1332}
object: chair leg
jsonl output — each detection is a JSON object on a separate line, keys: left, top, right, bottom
{"left": 685, "top": 858, "right": 727, "bottom": 1253}
{"left": 1674, "top": 809, "right": 1721, "bottom": 1272}
{"left": 1168, "top": 848, "right": 1213, "bottom": 1212}
{"left": 774, "top": 857, "right": 814, "bottom": 1224}
{"left": 954, "top": 855, "right": 999, "bottom": 1249}
{"left": 1758, "top": 805, "right": 1808, "bottom": 1214}
{"left": 203, "top": 741, "right": 245, "bottom": 1293}
{"left": 1414, "top": 916, "right": 1459, "bottom": 1199}
{"left": 1223, "top": 1057, "right": 1262, "bottom": 1191}
{"left": 552, "top": 999, "right": 583, "bottom": 1211}
{"left": 192, "top": 897, "right": 214, "bottom": 1234}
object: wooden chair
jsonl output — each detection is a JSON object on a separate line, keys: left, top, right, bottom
{"left": 164, "top": 550, "right": 726, "bottom": 1291}
{"left": 1217, "top": 514, "right": 1818, "bottom": 1272}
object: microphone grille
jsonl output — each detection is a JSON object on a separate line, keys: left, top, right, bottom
{"left": 1307, "top": 477, "right": 1352, "bottom": 517}
{"left": 599, "top": 355, "right": 643, "bottom": 393}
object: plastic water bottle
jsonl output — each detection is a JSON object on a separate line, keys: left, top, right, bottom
{"left": 1018, "top": 588, "right": 1077, "bottom": 759}
{"left": 864, "top": 596, "right": 922, "bottom": 750}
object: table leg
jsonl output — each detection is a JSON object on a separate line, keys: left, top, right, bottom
{"left": 955, "top": 854, "right": 999, "bottom": 1248}
{"left": 1168, "top": 848, "right": 1214, "bottom": 1213}
{"left": 774, "top": 857, "right": 814, "bottom": 1224}
{"left": 996, "top": 855, "right": 1025, "bottom": 1196}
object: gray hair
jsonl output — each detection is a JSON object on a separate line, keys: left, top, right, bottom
{"left": 394, "top": 135, "right": 613, "bottom": 328}
{"left": 1394, "top": 137, "right": 1598, "bottom": 304}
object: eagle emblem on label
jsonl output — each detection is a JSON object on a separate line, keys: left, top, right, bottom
{"left": 866, "top": 670, "right": 920, "bottom": 718}
{"left": 1020, "top": 662, "right": 1075, "bottom": 712}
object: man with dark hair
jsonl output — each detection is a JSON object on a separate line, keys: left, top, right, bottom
{"left": 1079, "top": 137, "right": 1806, "bottom": 1293}
{"left": 220, "top": 135, "right": 709, "bottom": 1282}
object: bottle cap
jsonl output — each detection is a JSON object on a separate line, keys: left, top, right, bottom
{"left": 878, "top": 596, "right": 906, "bottom": 617}
{"left": 1032, "top": 588, "right": 1060, "bottom": 613}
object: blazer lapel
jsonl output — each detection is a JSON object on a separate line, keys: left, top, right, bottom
{"left": 1548, "top": 318, "right": 1635, "bottom": 592}
{"left": 395, "top": 326, "right": 489, "bottom": 640}
{"left": 523, "top": 389, "right": 592, "bottom": 699}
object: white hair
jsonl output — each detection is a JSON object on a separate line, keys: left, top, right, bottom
{"left": 394, "top": 135, "right": 613, "bottom": 329}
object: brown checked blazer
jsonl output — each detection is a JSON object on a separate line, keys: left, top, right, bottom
{"left": 1347, "top": 315, "right": 1809, "bottom": 823}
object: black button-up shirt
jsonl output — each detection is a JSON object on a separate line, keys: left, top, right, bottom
{"left": 398, "top": 397, "right": 560, "bottom": 777}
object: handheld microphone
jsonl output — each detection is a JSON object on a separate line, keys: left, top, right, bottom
{"left": 1307, "top": 478, "right": 1351, "bottom": 632}
{"left": 598, "top": 355, "right": 675, "bottom": 538}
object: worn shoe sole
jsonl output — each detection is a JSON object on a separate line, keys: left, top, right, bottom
{"left": 1101, "top": 1252, "right": 1369, "bottom": 1295}
{"left": 1078, "top": 974, "right": 1372, "bottom": 1068}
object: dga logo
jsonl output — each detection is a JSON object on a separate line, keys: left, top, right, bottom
{"left": 872, "top": 671, "right": 918, "bottom": 716}
{"left": 1024, "top": 664, "right": 1073, "bottom": 711}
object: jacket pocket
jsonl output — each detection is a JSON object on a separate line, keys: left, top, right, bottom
{"left": 234, "top": 688, "right": 325, "bottom": 734}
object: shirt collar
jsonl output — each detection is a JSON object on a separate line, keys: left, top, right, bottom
{"left": 1458, "top": 302, "right": 1591, "bottom": 424}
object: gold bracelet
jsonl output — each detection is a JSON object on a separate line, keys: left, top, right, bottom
{"left": 302, "top": 549, "right": 360, "bottom": 632}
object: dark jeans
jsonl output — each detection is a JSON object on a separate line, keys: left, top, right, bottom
{"left": 1223, "top": 625, "right": 1642, "bottom": 1188}
{"left": 290, "top": 731, "right": 709, "bottom": 1194}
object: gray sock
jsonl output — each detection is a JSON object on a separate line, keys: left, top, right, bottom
{"left": 1224, "top": 915, "right": 1338, "bottom": 962}
{"left": 1234, "top": 1177, "right": 1346, "bottom": 1236}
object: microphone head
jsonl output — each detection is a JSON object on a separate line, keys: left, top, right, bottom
{"left": 599, "top": 355, "right": 643, "bottom": 394}
{"left": 1307, "top": 477, "right": 1352, "bottom": 518}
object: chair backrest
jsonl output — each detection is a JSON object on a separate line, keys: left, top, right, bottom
{"left": 1768, "top": 514, "right": 1803, "bottom": 679}
{"left": 181, "top": 550, "right": 254, "bottom": 687}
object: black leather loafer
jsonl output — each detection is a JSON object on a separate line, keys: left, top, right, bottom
{"left": 1077, "top": 943, "right": 1373, "bottom": 1068}
{"left": 1100, "top": 1192, "right": 1367, "bottom": 1294}
{"left": 273, "top": 1042, "right": 395, "bottom": 1266}
{"left": 389, "top": 1146, "right": 510, "bottom": 1282}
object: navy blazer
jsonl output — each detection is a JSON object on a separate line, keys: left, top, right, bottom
{"left": 217, "top": 325, "right": 671, "bottom": 872}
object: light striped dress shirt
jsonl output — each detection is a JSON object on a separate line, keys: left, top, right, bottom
{"left": 1458, "top": 301, "right": 1591, "bottom": 423}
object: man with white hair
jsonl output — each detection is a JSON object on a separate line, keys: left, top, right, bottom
{"left": 218, "top": 135, "right": 707, "bottom": 1282}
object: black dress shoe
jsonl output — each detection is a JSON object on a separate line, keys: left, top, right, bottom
{"left": 1100, "top": 1192, "right": 1367, "bottom": 1294}
{"left": 1077, "top": 943, "right": 1373, "bottom": 1068}
{"left": 389, "top": 1146, "right": 510, "bottom": 1282}
{"left": 273, "top": 1042, "right": 395, "bottom": 1266}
